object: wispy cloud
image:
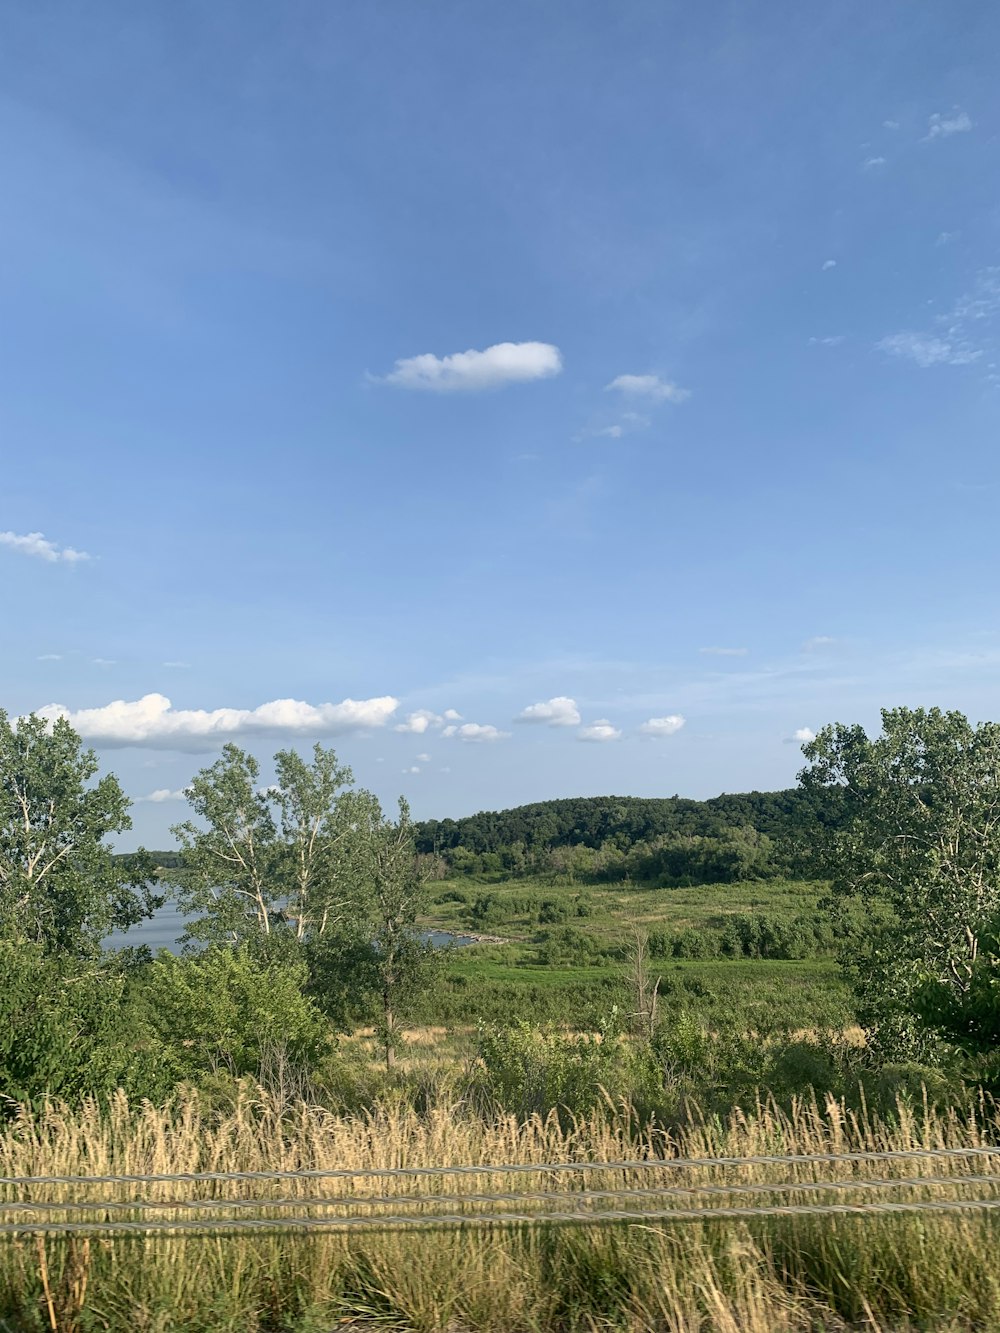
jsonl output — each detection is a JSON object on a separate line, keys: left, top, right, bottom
{"left": 951, "top": 267, "right": 1000, "bottom": 323}
{"left": 92, "top": 658, "right": 116, "bottom": 667}
{"left": 379, "top": 341, "right": 562, "bottom": 392}
{"left": 700, "top": 646, "right": 749, "bottom": 657}
{"left": 605, "top": 374, "right": 690, "bottom": 404}
{"left": 862, "top": 156, "right": 886, "bottom": 169}
{"left": 803, "top": 636, "right": 836, "bottom": 651}
{"left": 162, "top": 660, "right": 190, "bottom": 669}
{"left": 936, "top": 231, "right": 959, "bottom": 247}
{"left": 808, "top": 336, "right": 846, "bottom": 347}
{"left": 923, "top": 110, "right": 973, "bottom": 141}
{"left": 0, "top": 531, "right": 90, "bottom": 563}
{"left": 883, "top": 119, "right": 900, "bottom": 130}
{"left": 638, "top": 715, "right": 685, "bottom": 737}
{"left": 577, "top": 719, "right": 621, "bottom": 743}
{"left": 442, "top": 722, "right": 510, "bottom": 743}
{"left": 822, "top": 259, "right": 837, "bottom": 271}
{"left": 515, "top": 696, "right": 581, "bottom": 727}
{"left": 136, "top": 788, "right": 188, "bottom": 803}
{"left": 35, "top": 693, "right": 399, "bottom": 750}
{"left": 37, "top": 653, "right": 63, "bottom": 662}
{"left": 877, "top": 331, "right": 981, "bottom": 367}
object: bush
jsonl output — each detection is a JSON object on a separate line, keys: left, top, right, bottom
{"left": 138, "top": 946, "right": 328, "bottom": 1082}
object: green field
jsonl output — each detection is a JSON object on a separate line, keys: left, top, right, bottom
{"left": 410, "top": 873, "right": 854, "bottom": 1033}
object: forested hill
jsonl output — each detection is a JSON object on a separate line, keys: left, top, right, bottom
{"left": 414, "top": 790, "right": 814, "bottom": 855}
{"left": 413, "top": 790, "right": 831, "bottom": 883}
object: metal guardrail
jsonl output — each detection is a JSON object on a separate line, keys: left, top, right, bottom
{"left": 3, "top": 1146, "right": 1000, "bottom": 1237}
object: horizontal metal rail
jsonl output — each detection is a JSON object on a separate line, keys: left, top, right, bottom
{"left": 3, "top": 1170, "right": 1000, "bottom": 1217}
{"left": 6, "top": 1194, "right": 1000, "bottom": 1238}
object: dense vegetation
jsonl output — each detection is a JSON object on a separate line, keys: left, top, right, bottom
{"left": 5, "top": 705, "right": 1000, "bottom": 1329}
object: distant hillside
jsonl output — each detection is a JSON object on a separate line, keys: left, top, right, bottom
{"left": 414, "top": 790, "right": 819, "bottom": 855}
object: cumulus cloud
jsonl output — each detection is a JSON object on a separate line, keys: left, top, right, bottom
{"left": 822, "top": 259, "right": 837, "bottom": 271}
{"left": 380, "top": 341, "right": 562, "bottom": 392}
{"left": 515, "top": 696, "right": 581, "bottom": 727}
{"left": 442, "top": 722, "right": 510, "bottom": 743}
{"left": 34, "top": 692, "right": 399, "bottom": 750}
{"left": 577, "top": 719, "right": 621, "bottom": 743}
{"left": 137, "top": 788, "right": 188, "bottom": 803}
{"left": 395, "top": 710, "right": 441, "bottom": 734}
{"left": 923, "top": 110, "right": 973, "bottom": 141}
{"left": 793, "top": 727, "right": 816, "bottom": 743}
{"left": 877, "top": 332, "right": 981, "bottom": 367}
{"left": 605, "top": 374, "right": 690, "bottom": 403}
{"left": 639, "top": 715, "right": 685, "bottom": 737}
{"left": 0, "top": 531, "right": 90, "bottom": 563}
{"left": 700, "top": 646, "right": 749, "bottom": 657}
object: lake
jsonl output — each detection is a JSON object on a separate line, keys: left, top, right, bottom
{"left": 104, "top": 900, "right": 477, "bottom": 953}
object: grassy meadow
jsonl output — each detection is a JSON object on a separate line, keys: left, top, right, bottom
{"left": 5, "top": 1086, "right": 1000, "bottom": 1332}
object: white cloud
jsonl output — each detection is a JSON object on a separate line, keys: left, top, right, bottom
{"left": 877, "top": 332, "right": 981, "bottom": 367}
{"left": 441, "top": 722, "right": 510, "bottom": 743}
{"left": 883, "top": 119, "right": 900, "bottom": 130}
{"left": 699, "top": 646, "right": 749, "bottom": 657}
{"left": 92, "top": 658, "right": 116, "bottom": 667}
{"left": 597, "top": 424, "right": 623, "bottom": 439}
{"left": 515, "top": 696, "right": 581, "bottom": 727}
{"left": 923, "top": 110, "right": 973, "bottom": 141}
{"left": 935, "top": 231, "right": 959, "bottom": 247}
{"left": 137, "top": 788, "right": 188, "bottom": 804}
{"left": 0, "top": 531, "right": 90, "bottom": 563}
{"left": 803, "top": 635, "right": 836, "bottom": 651}
{"left": 577, "top": 719, "right": 622, "bottom": 743}
{"left": 415, "top": 752, "right": 430, "bottom": 763}
{"left": 395, "top": 709, "right": 440, "bottom": 734}
{"left": 37, "top": 653, "right": 63, "bottom": 661}
{"left": 822, "top": 259, "right": 837, "bottom": 271}
{"left": 605, "top": 374, "right": 690, "bottom": 404}
{"left": 443, "top": 709, "right": 462, "bottom": 721}
{"left": 808, "top": 336, "right": 846, "bottom": 347}
{"left": 162, "top": 660, "right": 191, "bottom": 669}
{"left": 34, "top": 692, "right": 399, "bottom": 750}
{"left": 793, "top": 727, "right": 816, "bottom": 743}
{"left": 380, "top": 341, "right": 562, "bottom": 392}
{"left": 402, "top": 766, "right": 421, "bottom": 775}
{"left": 863, "top": 156, "right": 886, "bottom": 169}
{"left": 639, "top": 715, "right": 686, "bottom": 737}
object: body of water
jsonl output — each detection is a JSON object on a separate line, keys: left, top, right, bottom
{"left": 104, "top": 901, "right": 477, "bottom": 953}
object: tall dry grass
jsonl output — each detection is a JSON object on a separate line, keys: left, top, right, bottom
{"left": 1, "top": 1086, "right": 1000, "bottom": 1331}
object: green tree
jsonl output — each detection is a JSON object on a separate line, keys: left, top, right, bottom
{"left": 0, "top": 711, "right": 158, "bottom": 956}
{"left": 365, "top": 798, "right": 435, "bottom": 1069}
{"left": 800, "top": 706, "right": 1000, "bottom": 1059}
{"left": 171, "top": 745, "right": 281, "bottom": 944}
{"left": 272, "top": 744, "right": 370, "bottom": 940}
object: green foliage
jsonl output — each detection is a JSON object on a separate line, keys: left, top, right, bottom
{"left": 801, "top": 706, "right": 1000, "bottom": 1060}
{"left": 137, "top": 946, "right": 328, "bottom": 1081}
{"left": 473, "top": 1017, "right": 663, "bottom": 1120}
{"left": 0, "top": 710, "right": 159, "bottom": 956}
{"left": 0, "top": 941, "right": 170, "bottom": 1108}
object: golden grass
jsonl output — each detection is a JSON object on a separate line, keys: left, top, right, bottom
{"left": 2, "top": 1087, "right": 1000, "bottom": 1331}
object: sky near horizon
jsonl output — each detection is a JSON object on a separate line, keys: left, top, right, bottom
{"left": 2, "top": 2, "right": 999, "bottom": 845}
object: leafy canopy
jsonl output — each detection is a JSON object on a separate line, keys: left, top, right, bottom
{"left": 0, "top": 710, "right": 158, "bottom": 955}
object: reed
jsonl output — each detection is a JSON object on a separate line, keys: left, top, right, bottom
{"left": 1, "top": 1086, "right": 999, "bottom": 1331}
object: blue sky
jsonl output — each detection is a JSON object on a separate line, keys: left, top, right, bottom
{"left": 2, "top": 1, "right": 999, "bottom": 845}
